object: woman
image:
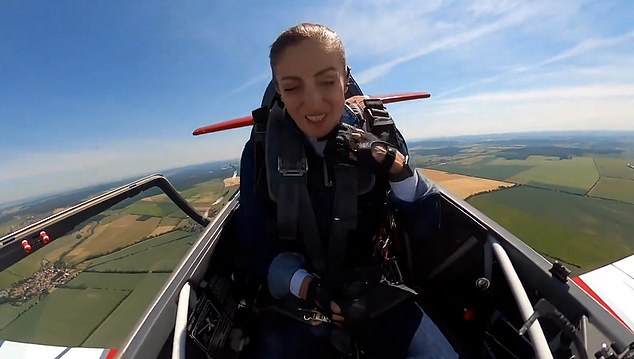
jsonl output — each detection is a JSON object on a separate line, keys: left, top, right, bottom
{"left": 237, "top": 23, "right": 456, "bottom": 358}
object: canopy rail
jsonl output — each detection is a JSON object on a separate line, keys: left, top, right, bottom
{"left": 0, "top": 174, "right": 210, "bottom": 272}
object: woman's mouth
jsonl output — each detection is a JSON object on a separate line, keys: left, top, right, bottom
{"left": 305, "top": 114, "right": 327, "bottom": 123}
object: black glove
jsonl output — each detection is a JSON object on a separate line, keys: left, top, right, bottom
{"left": 334, "top": 124, "right": 397, "bottom": 176}
{"left": 305, "top": 277, "right": 332, "bottom": 316}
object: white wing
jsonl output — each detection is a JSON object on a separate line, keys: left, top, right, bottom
{"left": 573, "top": 254, "right": 634, "bottom": 332}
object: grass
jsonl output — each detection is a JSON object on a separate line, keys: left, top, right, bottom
{"left": 84, "top": 230, "right": 192, "bottom": 268}
{"left": 0, "top": 288, "right": 129, "bottom": 346}
{"left": 159, "top": 216, "right": 182, "bottom": 227}
{"left": 122, "top": 200, "right": 185, "bottom": 218}
{"left": 64, "top": 272, "right": 149, "bottom": 290}
{"left": 503, "top": 156, "right": 599, "bottom": 194}
{"left": 468, "top": 186, "right": 634, "bottom": 276}
{"left": 594, "top": 157, "right": 634, "bottom": 180}
{"left": 430, "top": 162, "right": 531, "bottom": 181}
{"left": 0, "top": 217, "right": 26, "bottom": 237}
{"left": 63, "top": 215, "right": 161, "bottom": 265}
{"left": 179, "top": 178, "right": 224, "bottom": 199}
{"left": 588, "top": 177, "right": 634, "bottom": 204}
{"left": 82, "top": 273, "right": 170, "bottom": 348}
{"left": 431, "top": 155, "right": 600, "bottom": 194}
{"left": 86, "top": 233, "right": 196, "bottom": 273}
{"left": 0, "top": 271, "right": 23, "bottom": 290}
{"left": 0, "top": 298, "right": 38, "bottom": 330}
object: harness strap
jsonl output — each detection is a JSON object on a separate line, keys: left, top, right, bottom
{"left": 252, "top": 106, "right": 269, "bottom": 197}
{"left": 328, "top": 163, "right": 358, "bottom": 276}
{"left": 297, "top": 185, "right": 327, "bottom": 273}
{"left": 265, "top": 105, "right": 327, "bottom": 274}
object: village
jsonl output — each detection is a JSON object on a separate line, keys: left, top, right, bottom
{"left": 0, "top": 263, "right": 78, "bottom": 305}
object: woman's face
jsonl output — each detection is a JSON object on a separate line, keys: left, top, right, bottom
{"left": 274, "top": 39, "right": 347, "bottom": 139}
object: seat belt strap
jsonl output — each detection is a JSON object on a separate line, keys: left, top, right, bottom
{"left": 328, "top": 163, "right": 358, "bottom": 276}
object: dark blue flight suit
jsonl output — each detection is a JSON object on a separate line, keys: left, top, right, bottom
{"left": 236, "top": 109, "right": 452, "bottom": 358}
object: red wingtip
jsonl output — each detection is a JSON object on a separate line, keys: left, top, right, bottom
{"left": 376, "top": 91, "right": 431, "bottom": 104}
{"left": 192, "top": 91, "right": 430, "bottom": 136}
{"left": 192, "top": 115, "right": 254, "bottom": 136}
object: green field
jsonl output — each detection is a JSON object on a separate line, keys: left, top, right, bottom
{"left": 63, "top": 215, "right": 161, "bottom": 265}
{"left": 505, "top": 156, "right": 598, "bottom": 194}
{"left": 122, "top": 200, "right": 186, "bottom": 218}
{"left": 0, "top": 298, "right": 38, "bottom": 330}
{"left": 84, "top": 230, "right": 192, "bottom": 268}
{"left": 0, "top": 270, "right": 22, "bottom": 289}
{"left": 468, "top": 186, "right": 634, "bottom": 275}
{"left": 0, "top": 217, "right": 26, "bottom": 237}
{"left": 589, "top": 177, "right": 634, "bottom": 204}
{"left": 594, "top": 157, "right": 634, "bottom": 180}
{"left": 159, "top": 216, "right": 183, "bottom": 227}
{"left": 83, "top": 273, "right": 170, "bottom": 347}
{"left": 180, "top": 178, "right": 225, "bottom": 199}
{"left": 65, "top": 272, "right": 148, "bottom": 290}
{"left": 430, "top": 156, "right": 533, "bottom": 181}
{"left": 0, "top": 288, "right": 129, "bottom": 346}
{"left": 86, "top": 234, "right": 196, "bottom": 273}
{"left": 432, "top": 155, "right": 600, "bottom": 194}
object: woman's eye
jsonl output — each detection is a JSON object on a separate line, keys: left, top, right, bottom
{"left": 283, "top": 87, "right": 297, "bottom": 92}
{"left": 321, "top": 81, "right": 335, "bottom": 86}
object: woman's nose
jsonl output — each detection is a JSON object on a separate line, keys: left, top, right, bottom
{"left": 303, "top": 86, "right": 322, "bottom": 108}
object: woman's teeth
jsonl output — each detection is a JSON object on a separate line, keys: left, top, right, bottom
{"left": 305, "top": 114, "right": 326, "bottom": 123}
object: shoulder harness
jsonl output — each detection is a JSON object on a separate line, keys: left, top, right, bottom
{"left": 251, "top": 97, "right": 402, "bottom": 276}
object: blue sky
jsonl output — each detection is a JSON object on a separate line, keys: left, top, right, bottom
{"left": 1, "top": 0, "right": 634, "bottom": 204}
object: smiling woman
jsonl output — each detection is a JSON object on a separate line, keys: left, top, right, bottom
{"left": 236, "top": 23, "right": 454, "bottom": 359}
{"left": 270, "top": 24, "right": 348, "bottom": 139}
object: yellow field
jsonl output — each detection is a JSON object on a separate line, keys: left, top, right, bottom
{"left": 223, "top": 176, "right": 240, "bottom": 187}
{"left": 64, "top": 215, "right": 160, "bottom": 264}
{"left": 141, "top": 194, "right": 168, "bottom": 202}
{"left": 148, "top": 225, "right": 175, "bottom": 237}
{"left": 419, "top": 168, "right": 516, "bottom": 199}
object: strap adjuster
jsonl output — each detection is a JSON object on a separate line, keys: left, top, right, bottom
{"left": 277, "top": 157, "right": 308, "bottom": 176}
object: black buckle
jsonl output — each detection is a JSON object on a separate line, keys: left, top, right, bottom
{"left": 277, "top": 157, "right": 307, "bottom": 176}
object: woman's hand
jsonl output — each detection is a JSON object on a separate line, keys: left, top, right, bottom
{"left": 300, "top": 276, "right": 345, "bottom": 325}
{"left": 340, "top": 126, "right": 411, "bottom": 181}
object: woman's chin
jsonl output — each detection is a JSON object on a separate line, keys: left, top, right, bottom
{"left": 303, "top": 123, "right": 338, "bottom": 139}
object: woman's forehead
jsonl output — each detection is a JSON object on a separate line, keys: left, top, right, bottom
{"left": 274, "top": 39, "right": 345, "bottom": 79}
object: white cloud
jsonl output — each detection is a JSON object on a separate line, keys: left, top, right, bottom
{"left": 467, "top": 0, "right": 524, "bottom": 17}
{"left": 536, "top": 30, "right": 634, "bottom": 67}
{"left": 439, "top": 84, "right": 634, "bottom": 104}
{"left": 229, "top": 71, "right": 271, "bottom": 95}
{"left": 354, "top": 2, "right": 546, "bottom": 84}
{"left": 391, "top": 84, "right": 634, "bottom": 140}
{"left": 438, "top": 30, "right": 634, "bottom": 98}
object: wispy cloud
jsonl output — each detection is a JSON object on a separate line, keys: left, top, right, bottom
{"left": 438, "top": 84, "right": 634, "bottom": 104}
{"left": 439, "top": 30, "right": 634, "bottom": 97}
{"left": 229, "top": 71, "right": 271, "bottom": 95}
{"left": 354, "top": 2, "right": 546, "bottom": 84}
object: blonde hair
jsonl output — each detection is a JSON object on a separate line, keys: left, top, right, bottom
{"left": 269, "top": 23, "right": 346, "bottom": 71}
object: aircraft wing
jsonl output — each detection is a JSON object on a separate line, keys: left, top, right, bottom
{"left": 0, "top": 340, "right": 116, "bottom": 359}
{"left": 572, "top": 254, "right": 634, "bottom": 332}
